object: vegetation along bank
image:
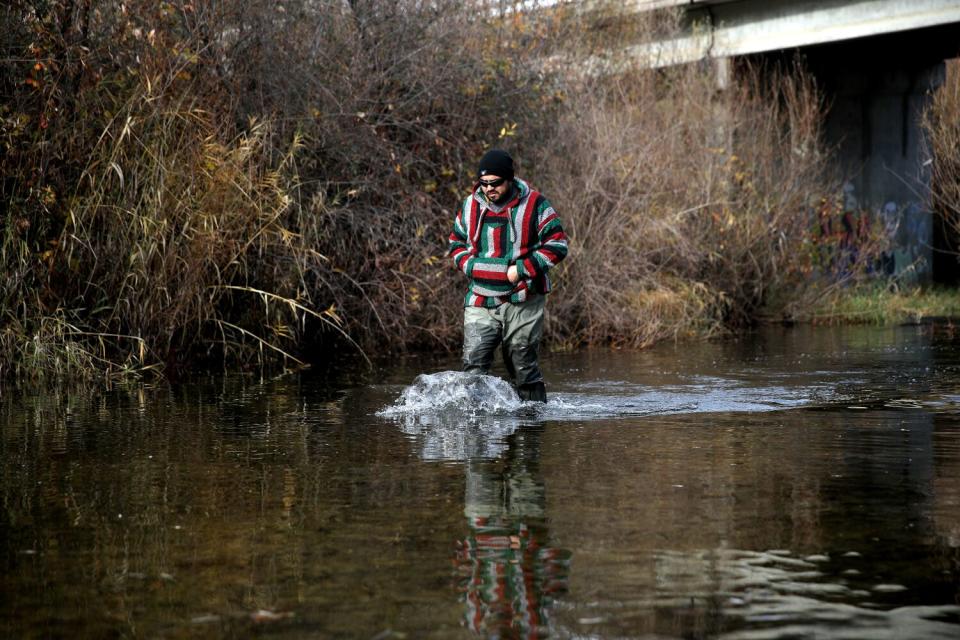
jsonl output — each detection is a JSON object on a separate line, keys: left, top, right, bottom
{"left": 2, "top": 1, "right": 958, "bottom": 383}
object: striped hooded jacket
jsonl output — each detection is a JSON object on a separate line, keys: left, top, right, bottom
{"left": 448, "top": 178, "right": 568, "bottom": 308}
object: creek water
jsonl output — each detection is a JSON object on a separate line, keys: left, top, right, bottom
{"left": 2, "top": 325, "right": 960, "bottom": 639}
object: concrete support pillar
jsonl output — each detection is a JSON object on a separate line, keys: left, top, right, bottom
{"left": 714, "top": 56, "right": 731, "bottom": 92}
{"left": 825, "top": 60, "right": 944, "bottom": 283}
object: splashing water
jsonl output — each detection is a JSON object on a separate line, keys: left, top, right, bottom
{"left": 378, "top": 371, "right": 526, "bottom": 417}
{"left": 377, "top": 372, "right": 536, "bottom": 461}
{"left": 377, "top": 366, "right": 885, "bottom": 462}
{"left": 379, "top": 371, "right": 839, "bottom": 424}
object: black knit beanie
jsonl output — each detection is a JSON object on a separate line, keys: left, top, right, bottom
{"left": 477, "top": 149, "right": 514, "bottom": 180}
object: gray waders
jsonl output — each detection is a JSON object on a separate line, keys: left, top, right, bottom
{"left": 462, "top": 294, "right": 548, "bottom": 402}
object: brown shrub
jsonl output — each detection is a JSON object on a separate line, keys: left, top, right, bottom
{"left": 1, "top": 0, "right": 884, "bottom": 381}
{"left": 923, "top": 59, "right": 960, "bottom": 245}
{"left": 538, "top": 53, "right": 886, "bottom": 345}
{"left": 1, "top": 0, "right": 560, "bottom": 380}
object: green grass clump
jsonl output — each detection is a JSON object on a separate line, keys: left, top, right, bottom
{"left": 803, "top": 285, "right": 960, "bottom": 325}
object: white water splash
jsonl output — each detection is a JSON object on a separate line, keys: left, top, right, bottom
{"left": 379, "top": 371, "right": 836, "bottom": 424}
{"left": 377, "top": 371, "right": 534, "bottom": 461}
{"left": 377, "top": 370, "right": 865, "bottom": 462}
{"left": 378, "top": 371, "right": 525, "bottom": 417}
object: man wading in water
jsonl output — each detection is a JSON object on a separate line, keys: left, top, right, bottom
{"left": 448, "top": 149, "right": 569, "bottom": 402}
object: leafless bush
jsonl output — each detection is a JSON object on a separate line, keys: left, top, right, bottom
{"left": 538, "top": 45, "right": 885, "bottom": 344}
{"left": 1, "top": 0, "right": 885, "bottom": 381}
{"left": 923, "top": 59, "right": 960, "bottom": 244}
{"left": 2, "top": 0, "right": 563, "bottom": 379}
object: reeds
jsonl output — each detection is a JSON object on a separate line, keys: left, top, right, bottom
{"left": 1, "top": 1, "right": 887, "bottom": 382}
{"left": 923, "top": 59, "right": 960, "bottom": 243}
{"left": 538, "top": 53, "right": 887, "bottom": 345}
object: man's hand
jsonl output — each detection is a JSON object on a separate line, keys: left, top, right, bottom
{"left": 507, "top": 264, "right": 519, "bottom": 284}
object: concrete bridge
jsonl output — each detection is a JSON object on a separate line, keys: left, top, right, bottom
{"left": 624, "top": 0, "right": 960, "bottom": 282}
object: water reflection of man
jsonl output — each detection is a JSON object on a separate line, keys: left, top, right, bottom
{"left": 453, "top": 425, "right": 570, "bottom": 637}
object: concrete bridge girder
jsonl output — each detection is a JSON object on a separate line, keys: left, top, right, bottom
{"left": 626, "top": 0, "right": 960, "bottom": 65}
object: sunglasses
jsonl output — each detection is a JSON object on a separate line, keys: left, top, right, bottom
{"left": 478, "top": 177, "right": 507, "bottom": 189}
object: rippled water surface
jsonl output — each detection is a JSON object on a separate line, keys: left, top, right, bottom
{"left": 3, "top": 325, "right": 960, "bottom": 638}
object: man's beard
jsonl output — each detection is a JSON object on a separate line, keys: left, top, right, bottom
{"left": 488, "top": 185, "right": 510, "bottom": 203}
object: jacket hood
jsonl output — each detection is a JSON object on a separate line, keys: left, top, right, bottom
{"left": 471, "top": 178, "right": 530, "bottom": 212}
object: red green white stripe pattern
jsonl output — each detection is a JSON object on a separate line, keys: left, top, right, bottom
{"left": 449, "top": 179, "right": 568, "bottom": 308}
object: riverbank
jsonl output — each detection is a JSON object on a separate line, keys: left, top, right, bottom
{"left": 799, "top": 285, "right": 960, "bottom": 326}
{"left": 4, "top": 2, "right": 957, "bottom": 386}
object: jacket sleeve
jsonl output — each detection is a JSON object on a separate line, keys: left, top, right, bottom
{"left": 448, "top": 200, "right": 474, "bottom": 276}
{"left": 516, "top": 196, "right": 568, "bottom": 280}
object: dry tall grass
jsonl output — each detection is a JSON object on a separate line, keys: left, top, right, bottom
{"left": 538, "top": 45, "right": 885, "bottom": 345}
{"left": 923, "top": 59, "right": 960, "bottom": 246}
{"left": 2, "top": 0, "right": 554, "bottom": 380}
{"left": 1, "top": 1, "right": 884, "bottom": 382}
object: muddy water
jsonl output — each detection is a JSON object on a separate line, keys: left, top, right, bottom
{"left": 2, "top": 325, "right": 960, "bottom": 639}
